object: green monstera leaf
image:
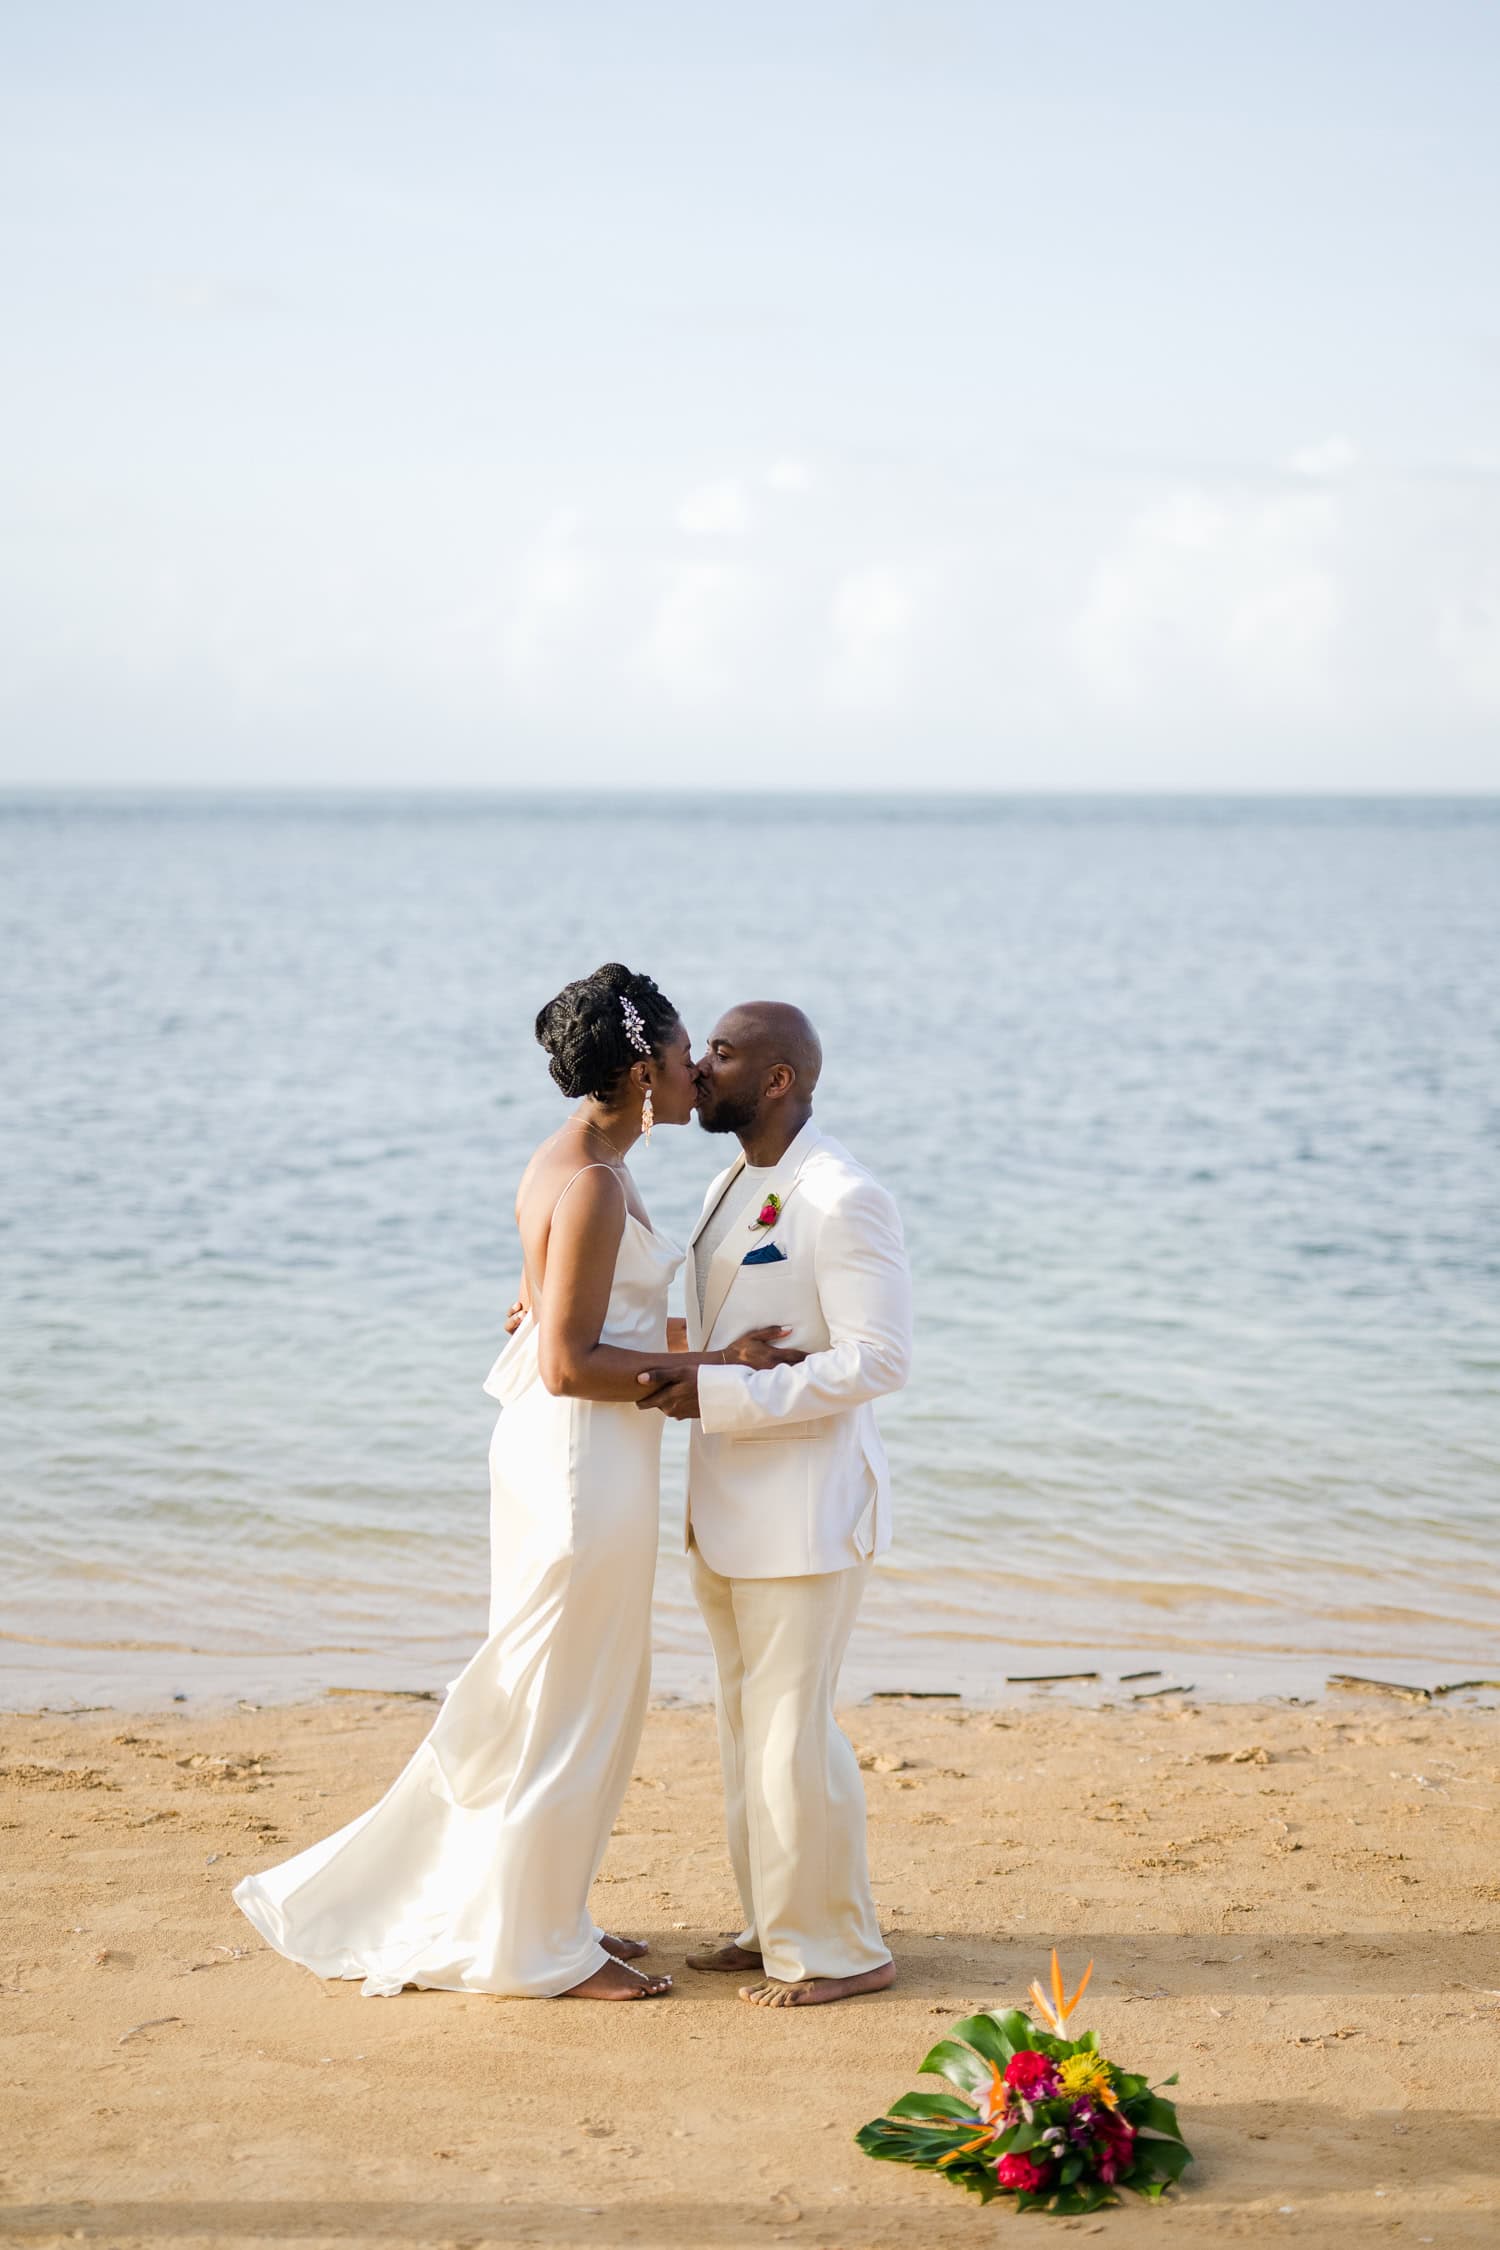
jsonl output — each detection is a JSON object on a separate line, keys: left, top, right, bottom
{"left": 886, "top": 2091, "right": 979, "bottom": 2124}
{"left": 944, "top": 2008, "right": 1033, "bottom": 2065}
{"left": 917, "top": 2038, "right": 993, "bottom": 2097}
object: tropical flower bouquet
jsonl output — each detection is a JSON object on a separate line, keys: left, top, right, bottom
{"left": 856, "top": 1955, "right": 1193, "bottom": 2216}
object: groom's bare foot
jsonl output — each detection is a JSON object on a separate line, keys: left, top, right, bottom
{"left": 686, "top": 1939, "right": 764, "bottom": 1973}
{"left": 600, "top": 1932, "right": 649, "bottom": 1961}
{"left": 738, "top": 1960, "right": 895, "bottom": 2008}
{"left": 561, "top": 1957, "right": 672, "bottom": 2001}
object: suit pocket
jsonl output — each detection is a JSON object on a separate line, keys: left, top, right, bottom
{"left": 725, "top": 1422, "right": 817, "bottom": 1443}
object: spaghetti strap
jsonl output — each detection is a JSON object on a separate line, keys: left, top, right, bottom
{"left": 520, "top": 1165, "right": 628, "bottom": 1321}
{"left": 550, "top": 1161, "right": 626, "bottom": 1220}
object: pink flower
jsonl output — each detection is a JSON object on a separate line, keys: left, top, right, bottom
{"left": 1003, "top": 2050, "right": 1059, "bottom": 2098}
{"left": 996, "top": 2151, "right": 1051, "bottom": 2193}
{"left": 757, "top": 1203, "right": 778, "bottom": 1226}
{"left": 1096, "top": 2115, "right": 1136, "bottom": 2184}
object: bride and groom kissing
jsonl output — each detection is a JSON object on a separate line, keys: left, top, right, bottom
{"left": 235, "top": 962, "right": 912, "bottom": 2011}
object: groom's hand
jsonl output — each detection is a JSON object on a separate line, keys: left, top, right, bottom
{"left": 636, "top": 1366, "right": 701, "bottom": 1418}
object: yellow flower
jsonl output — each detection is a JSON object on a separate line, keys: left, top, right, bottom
{"left": 1057, "top": 2052, "right": 1119, "bottom": 2109}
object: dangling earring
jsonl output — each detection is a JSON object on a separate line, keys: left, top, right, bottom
{"left": 641, "top": 1081, "right": 654, "bottom": 1143}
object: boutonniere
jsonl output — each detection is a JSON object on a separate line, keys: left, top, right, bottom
{"left": 752, "top": 1191, "right": 783, "bottom": 1232}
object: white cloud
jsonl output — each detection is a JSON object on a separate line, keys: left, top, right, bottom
{"left": 498, "top": 510, "right": 595, "bottom": 688}
{"left": 767, "top": 458, "right": 813, "bottom": 494}
{"left": 643, "top": 560, "right": 755, "bottom": 705}
{"left": 1073, "top": 486, "right": 1341, "bottom": 716}
{"left": 824, "top": 565, "right": 924, "bottom": 712}
{"left": 1288, "top": 435, "right": 1358, "bottom": 479}
{"left": 8, "top": 445, "right": 1499, "bottom": 789}
{"left": 1436, "top": 581, "right": 1500, "bottom": 715}
{"left": 675, "top": 478, "right": 750, "bottom": 536}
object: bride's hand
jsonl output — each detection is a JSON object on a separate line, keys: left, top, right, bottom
{"left": 504, "top": 1280, "right": 531, "bottom": 1336}
{"left": 722, "top": 1325, "right": 805, "bottom": 1371}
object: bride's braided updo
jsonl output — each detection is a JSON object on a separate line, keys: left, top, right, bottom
{"left": 534, "top": 963, "right": 679, "bottom": 1102}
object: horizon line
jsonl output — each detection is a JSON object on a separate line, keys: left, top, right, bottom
{"left": 3, "top": 783, "right": 1499, "bottom": 803}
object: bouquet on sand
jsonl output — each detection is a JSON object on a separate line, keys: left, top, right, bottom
{"left": 857, "top": 1954, "right": 1193, "bottom": 2217}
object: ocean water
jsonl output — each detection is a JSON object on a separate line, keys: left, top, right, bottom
{"left": 3, "top": 792, "right": 1498, "bottom": 1710}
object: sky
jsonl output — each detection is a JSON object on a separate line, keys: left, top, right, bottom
{"left": 2, "top": 0, "right": 1498, "bottom": 792}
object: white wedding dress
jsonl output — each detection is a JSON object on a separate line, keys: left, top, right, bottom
{"left": 234, "top": 1189, "right": 683, "bottom": 1998}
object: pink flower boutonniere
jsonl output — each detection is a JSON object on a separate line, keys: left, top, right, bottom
{"left": 753, "top": 1192, "right": 783, "bottom": 1232}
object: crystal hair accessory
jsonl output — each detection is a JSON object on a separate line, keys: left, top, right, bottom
{"left": 620, "top": 995, "right": 651, "bottom": 1055}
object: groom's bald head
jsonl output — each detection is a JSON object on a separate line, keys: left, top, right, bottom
{"left": 693, "top": 1001, "right": 822, "bottom": 1137}
{"left": 723, "top": 1002, "right": 823, "bottom": 1094}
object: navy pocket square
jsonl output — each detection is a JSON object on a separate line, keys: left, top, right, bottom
{"left": 741, "top": 1241, "right": 788, "bottom": 1266}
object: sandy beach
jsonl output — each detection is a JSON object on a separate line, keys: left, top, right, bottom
{"left": 2, "top": 1688, "right": 1498, "bottom": 2247}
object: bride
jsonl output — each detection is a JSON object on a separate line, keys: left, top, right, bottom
{"left": 234, "top": 963, "right": 797, "bottom": 2001}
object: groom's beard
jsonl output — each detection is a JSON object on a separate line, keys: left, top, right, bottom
{"left": 695, "top": 1089, "right": 760, "bottom": 1136}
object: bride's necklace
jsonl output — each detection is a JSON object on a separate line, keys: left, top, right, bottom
{"left": 574, "top": 1116, "right": 627, "bottom": 1166}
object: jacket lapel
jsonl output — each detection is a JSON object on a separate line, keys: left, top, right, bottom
{"left": 699, "top": 1120, "right": 822, "bottom": 1346}
{"left": 687, "top": 1155, "right": 745, "bottom": 1350}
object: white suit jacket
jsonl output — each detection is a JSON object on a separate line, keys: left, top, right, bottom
{"left": 685, "top": 1119, "right": 912, "bottom": 1579}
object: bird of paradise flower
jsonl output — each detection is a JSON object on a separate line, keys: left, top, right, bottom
{"left": 1029, "top": 1948, "right": 1093, "bottom": 2034}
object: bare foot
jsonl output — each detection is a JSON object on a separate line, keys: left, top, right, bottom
{"left": 686, "top": 1939, "right": 764, "bottom": 1973}
{"left": 560, "top": 1957, "right": 672, "bottom": 2001}
{"left": 600, "top": 1932, "right": 649, "bottom": 1961}
{"left": 738, "top": 1959, "right": 895, "bottom": 2008}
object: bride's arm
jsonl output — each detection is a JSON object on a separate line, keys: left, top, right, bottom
{"left": 535, "top": 1170, "right": 787, "bottom": 1401}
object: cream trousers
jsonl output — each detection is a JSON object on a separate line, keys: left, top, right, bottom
{"left": 689, "top": 1546, "right": 890, "bottom": 1983}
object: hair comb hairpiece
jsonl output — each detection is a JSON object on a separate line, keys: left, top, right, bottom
{"left": 619, "top": 995, "right": 651, "bottom": 1055}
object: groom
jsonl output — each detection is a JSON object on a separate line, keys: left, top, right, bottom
{"left": 637, "top": 1002, "right": 912, "bottom": 2008}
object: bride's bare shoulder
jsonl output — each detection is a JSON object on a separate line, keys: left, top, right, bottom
{"left": 516, "top": 1131, "right": 620, "bottom": 1226}
{"left": 515, "top": 1130, "right": 566, "bottom": 1214}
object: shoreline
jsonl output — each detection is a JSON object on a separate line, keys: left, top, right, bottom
{"left": 5, "top": 1632, "right": 1499, "bottom": 1722}
{"left": 3, "top": 1691, "right": 1497, "bottom": 2245}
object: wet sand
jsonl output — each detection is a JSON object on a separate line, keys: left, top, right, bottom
{"left": 2, "top": 1691, "right": 1498, "bottom": 2247}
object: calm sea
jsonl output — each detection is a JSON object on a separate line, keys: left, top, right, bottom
{"left": 3, "top": 793, "right": 1497, "bottom": 1710}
